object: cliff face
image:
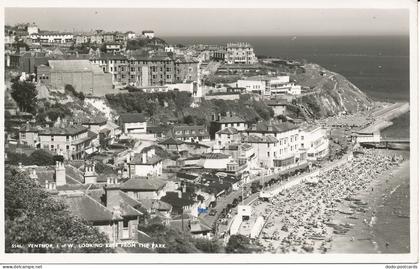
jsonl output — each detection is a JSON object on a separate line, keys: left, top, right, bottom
{"left": 292, "top": 63, "right": 373, "bottom": 118}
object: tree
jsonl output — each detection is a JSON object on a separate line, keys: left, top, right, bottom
{"left": 225, "top": 234, "right": 260, "bottom": 253}
{"left": 11, "top": 80, "right": 38, "bottom": 114}
{"left": 28, "top": 150, "right": 55, "bottom": 166}
{"left": 5, "top": 167, "right": 112, "bottom": 253}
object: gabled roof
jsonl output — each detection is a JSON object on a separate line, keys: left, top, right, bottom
{"left": 202, "top": 153, "right": 230, "bottom": 160}
{"left": 19, "top": 123, "right": 43, "bottom": 133}
{"left": 246, "top": 121, "right": 298, "bottom": 134}
{"left": 216, "top": 127, "right": 239, "bottom": 135}
{"left": 62, "top": 194, "right": 117, "bottom": 223}
{"left": 120, "top": 176, "right": 166, "bottom": 191}
{"left": 39, "top": 124, "right": 88, "bottom": 136}
{"left": 158, "top": 137, "right": 184, "bottom": 145}
{"left": 79, "top": 114, "right": 108, "bottom": 125}
{"left": 87, "top": 188, "right": 143, "bottom": 217}
{"left": 242, "top": 134, "right": 278, "bottom": 144}
{"left": 216, "top": 115, "right": 246, "bottom": 124}
{"left": 119, "top": 113, "right": 146, "bottom": 124}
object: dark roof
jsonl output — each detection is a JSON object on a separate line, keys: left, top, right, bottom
{"left": 246, "top": 121, "right": 298, "bottom": 134}
{"left": 120, "top": 176, "right": 166, "bottom": 191}
{"left": 19, "top": 123, "right": 42, "bottom": 133}
{"left": 242, "top": 134, "right": 278, "bottom": 144}
{"left": 159, "top": 137, "right": 184, "bottom": 145}
{"left": 216, "top": 127, "right": 239, "bottom": 135}
{"left": 39, "top": 125, "right": 88, "bottom": 136}
{"left": 216, "top": 115, "right": 246, "bottom": 124}
{"left": 62, "top": 194, "right": 117, "bottom": 223}
{"left": 87, "top": 189, "right": 143, "bottom": 217}
{"left": 119, "top": 113, "right": 146, "bottom": 124}
{"left": 176, "top": 172, "right": 198, "bottom": 181}
{"left": 79, "top": 114, "right": 108, "bottom": 125}
{"left": 202, "top": 153, "right": 230, "bottom": 159}
{"left": 90, "top": 53, "right": 127, "bottom": 61}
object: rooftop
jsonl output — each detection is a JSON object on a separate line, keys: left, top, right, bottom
{"left": 216, "top": 127, "right": 239, "bottom": 135}
{"left": 119, "top": 113, "right": 146, "bottom": 124}
{"left": 48, "top": 60, "right": 105, "bottom": 75}
{"left": 242, "top": 134, "right": 278, "bottom": 144}
{"left": 39, "top": 124, "right": 88, "bottom": 136}
{"left": 120, "top": 176, "right": 166, "bottom": 191}
{"left": 62, "top": 194, "right": 116, "bottom": 223}
{"left": 246, "top": 121, "right": 298, "bottom": 134}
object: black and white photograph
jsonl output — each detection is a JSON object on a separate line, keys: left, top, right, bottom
{"left": 0, "top": 0, "right": 418, "bottom": 267}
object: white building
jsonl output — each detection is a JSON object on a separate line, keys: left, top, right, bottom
{"left": 215, "top": 127, "right": 240, "bottom": 148}
{"left": 165, "top": 46, "right": 175, "bottom": 53}
{"left": 128, "top": 148, "right": 163, "bottom": 177}
{"left": 203, "top": 153, "right": 232, "bottom": 170}
{"left": 165, "top": 82, "right": 202, "bottom": 97}
{"left": 118, "top": 113, "right": 147, "bottom": 135}
{"left": 142, "top": 30, "right": 155, "bottom": 39}
{"left": 300, "top": 126, "right": 329, "bottom": 161}
{"left": 243, "top": 122, "right": 304, "bottom": 169}
{"left": 27, "top": 23, "right": 39, "bottom": 35}
{"left": 32, "top": 32, "right": 74, "bottom": 44}
{"left": 126, "top": 31, "right": 137, "bottom": 40}
{"left": 236, "top": 79, "right": 266, "bottom": 94}
{"left": 225, "top": 42, "right": 258, "bottom": 65}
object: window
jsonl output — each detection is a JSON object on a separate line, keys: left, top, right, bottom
{"left": 267, "top": 152, "right": 270, "bottom": 157}
{"left": 66, "top": 145, "right": 70, "bottom": 150}
{"left": 301, "top": 136, "right": 304, "bottom": 140}
{"left": 122, "top": 219, "right": 130, "bottom": 239}
{"left": 66, "top": 135, "right": 69, "bottom": 141}
{"left": 51, "top": 145, "right": 54, "bottom": 149}
{"left": 51, "top": 136, "right": 54, "bottom": 141}
{"left": 21, "top": 133, "right": 26, "bottom": 140}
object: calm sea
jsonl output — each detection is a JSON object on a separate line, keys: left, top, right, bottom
{"left": 164, "top": 35, "right": 410, "bottom": 138}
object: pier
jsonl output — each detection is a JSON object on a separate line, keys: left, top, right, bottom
{"left": 360, "top": 138, "right": 410, "bottom": 150}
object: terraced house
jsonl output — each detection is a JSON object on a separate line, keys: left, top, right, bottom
{"left": 89, "top": 53, "right": 199, "bottom": 88}
{"left": 29, "top": 124, "right": 97, "bottom": 160}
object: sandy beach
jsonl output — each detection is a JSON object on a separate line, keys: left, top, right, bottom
{"left": 248, "top": 148, "right": 410, "bottom": 254}
{"left": 330, "top": 150, "right": 410, "bottom": 253}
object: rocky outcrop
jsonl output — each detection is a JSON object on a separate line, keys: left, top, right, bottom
{"left": 293, "top": 63, "right": 373, "bottom": 118}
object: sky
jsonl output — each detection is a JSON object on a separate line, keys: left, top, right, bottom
{"left": 5, "top": 8, "right": 409, "bottom": 36}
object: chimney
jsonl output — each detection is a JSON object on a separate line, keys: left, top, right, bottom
{"left": 30, "top": 168, "right": 38, "bottom": 180}
{"left": 212, "top": 113, "right": 216, "bottom": 121}
{"left": 178, "top": 190, "right": 182, "bottom": 199}
{"left": 217, "top": 113, "right": 221, "bottom": 121}
{"left": 55, "top": 161, "right": 66, "bottom": 186}
{"left": 18, "top": 162, "right": 23, "bottom": 170}
{"left": 45, "top": 179, "right": 49, "bottom": 189}
{"left": 147, "top": 148, "right": 154, "bottom": 159}
{"left": 105, "top": 178, "right": 121, "bottom": 209}
{"left": 182, "top": 184, "right": 187, "bottom": 193}
{"left": 142, "top": 153, "right": 147, "bottom": 164}
{"left": 84, "top": 162, "right": 97, "bottom": 184}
